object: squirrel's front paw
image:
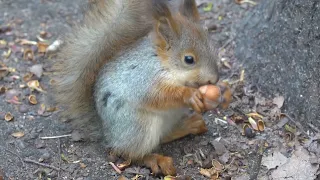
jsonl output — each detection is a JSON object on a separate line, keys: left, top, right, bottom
{"left": 199, "top": 82, "right": 232, "bottom": 110}
{"left": 185, "top": 89, "right": 205, "bottom": 113}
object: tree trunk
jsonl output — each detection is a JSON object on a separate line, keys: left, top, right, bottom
{"left": 234, "top": 0, "right": 320, "bottom": 128}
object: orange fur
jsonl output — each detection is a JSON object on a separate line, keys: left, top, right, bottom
{"left": 161, "top": 113, "right": 207, "bottom": 144}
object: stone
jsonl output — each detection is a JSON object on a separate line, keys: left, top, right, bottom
{"left": 234, "top": 0, "right": 320, "bottom": 129}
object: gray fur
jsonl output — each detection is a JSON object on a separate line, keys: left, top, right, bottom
{"left": 95, "top": 37, "right": 189, "bottom": 158}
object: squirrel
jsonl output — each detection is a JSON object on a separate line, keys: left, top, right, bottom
{"left": 53, "top": 0, "right": 231, "bottom": 176}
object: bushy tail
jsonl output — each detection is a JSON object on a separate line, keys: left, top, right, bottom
{"left": 53, "top": 0, "right": 152, "bottom": 132}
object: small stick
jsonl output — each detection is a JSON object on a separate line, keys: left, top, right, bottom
{"left": 219, "top": 37, "right": 235, "bottom": 51}
{"left": 307, "top": 123, "right": 320, "bottom": 133}
{"left": 58, "top": 139, "right": 61, "bottom": 178}
{"left": 281, "top": 113, "right": 309, "bottom": 136}
{"left": 24, "top": 158, "right": 71, "bottom": 172}
{"left": 249, "top": 140, "right": 266, "bottom": 180}
{"left": 109, "top": 162, "right": 122, "bottom": 174}
{"left": 5, "top": 149, "right": 25, "bottom": 167}
{"left": 24, "top": 158, "right": 60, "bottom": 171}
{"left": 40, "top": 134, "right": 71, "bottom": 140}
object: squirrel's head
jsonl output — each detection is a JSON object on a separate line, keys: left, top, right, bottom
{"left": 151, "top": 0, "right": 219, "bottom": 88}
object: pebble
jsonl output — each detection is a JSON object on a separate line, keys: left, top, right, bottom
{"left": 18, "top": 105, "right": 29, "bottom": 113}
{"left": 39, "top": 151, "right": 51, "bottom": 162}
{"left": 35, "top": 139, "right": 45, "bottom": 149}
{"left": 68, "top": 163, "right": 79, "bottom": 173}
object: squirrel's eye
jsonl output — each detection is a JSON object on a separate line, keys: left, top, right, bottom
{"left": 184, "top": 56, "right": 195, "bottom": 65}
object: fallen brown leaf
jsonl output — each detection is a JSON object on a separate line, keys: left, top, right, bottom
{"left": 4, "top": 112, "right": 13, "bottom": 121}
{"left": 37, "top": 42, "right": 49, "bottom": 53}
{"left": 28, "top": 95, "right": 38, "bottom": 105}
{"left": 6, "top": 96, "right": 22, "bottom": 105}
{"left": 23, "top": 48, "right": 34, "bottom": 60}
{"left": 11, "top": 131, "right": 24, "bottom": 138}
{"left": 79, "top": 162, "right": 87, "bottom": 169}
{"left": 37, "top": 104, "right": 46, "bottom": 115}
{"left": 273, "top": 96, "right": 285, "bottom": 108}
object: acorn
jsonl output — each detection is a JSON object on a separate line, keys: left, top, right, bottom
{"left": 199, "top": 82, "right": 232, "bottom": 110}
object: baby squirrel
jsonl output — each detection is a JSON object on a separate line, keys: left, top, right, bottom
{"left": 53, "top": 0, "right": 230, "bottom": 176}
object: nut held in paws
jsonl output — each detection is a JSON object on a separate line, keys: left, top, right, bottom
{"left": 199, "top": 82, "right": 232, "bottom": 110}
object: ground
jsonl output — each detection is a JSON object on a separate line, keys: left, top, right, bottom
{"left": 0, "top": 0, "right": 319, "bottom": 180}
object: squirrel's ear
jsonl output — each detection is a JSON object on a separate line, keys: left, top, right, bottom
{"left": 152, "top": 0, "right": 180, "bottom": 37}
{"left": 179, "top": 0, "right": 200, "bottom": 23}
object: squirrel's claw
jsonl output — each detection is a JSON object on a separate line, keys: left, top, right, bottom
{"left": 189, "top": 90, "right": 205, "bottom": 113}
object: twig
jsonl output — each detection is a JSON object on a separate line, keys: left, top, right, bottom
{"left": 5, "top": 149, "right": 25, "bottom": 167}
{"left": 40, "top": 134, "right": 71, "bottom": 140}
{"left": 58, "top": 139, "right": 61, "bottom": 178}
{"left": 24, "top": 158, "right": 71, "bottom": 172}
{"left": 219, "top": 37, "right": 235, "bottom": 51}
{"left": 109, "top": 162, "right": 122, "bottom": 174}
{"left": 281, "top": 113, "right": 309, "bottom": 136}
{"left": 249, "top": 140, "right": 266, "bottom": 180}
{"left": 307, "top": 123, "right": 320, "bottom": 133}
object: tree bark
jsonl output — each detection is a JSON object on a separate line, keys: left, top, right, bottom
{"left": 234, "top": 0, "right": 320, "bottom": 128}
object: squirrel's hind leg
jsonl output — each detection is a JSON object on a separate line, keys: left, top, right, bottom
{"left": 160, "top": 113, "right": 208, "bottom": 144}
{"left": 141, "top": 113, "right": 207, "bottom": 175}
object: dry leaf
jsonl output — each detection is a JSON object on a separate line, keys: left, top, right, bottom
{"left": 23, "top": 72, "right": 34, "bottom": 82}
{"left": 284, "top": 124, "right": 296, "bottom": 134}
{"left": 27, "top": 80, "right": 46, "bottom": 93}
{"left": 273, "top": 96, "right": 285, "bottom": 108}
{"left": 29, "top": 64, "right": 43, "bottom": 78}
{"left": 37, "top": 42, "right": 49, "bottom": 53}
{"left": 246, "top": 112, "right": 264, "bottom": 119}
{"left": 6, "top": 96, "right": 22, "bottom": 105}
{"left": 0, "top": 86, "right": 6, "bottom": 94}
{"left": 257, "top": 120, "right": 265, "bottom": 131}
{"left": 79, "top": 162, "right": 87, "bottom": 168}
{"left": 4, "top": 112, "right": 13, "bottom": 121}
{"left": 46, "top": 39, "right": 63, "bottom": 53}
{"left": 11, "top": 131, "right": 25, "bottom": 138}
{"left": 199, "top": 168, "right": 219, "bottom": 179}
{"left": 266, "top": 146, "right": 319, "bottom": 179}
{"left": 164, "top": 175, "right": 176, "bottom": 180}
{"left": 49, "top": 79, "right": 56, "bottom": 85}
{"left": 19, "top": 39, "right": 37, "bottom": 45}
{"left": 3, "top": 49, "right": 12, "bottom": 59}
{"left": 28, "top": 95, "right": 38, "bottom": 105}
{"left": 23, "top": 48, "right": 34, "bottom": 60}
{"left": 199, "top": 168, "right": 212, "bottom": 178}
{"left": 248, "top": 117, "right": 258, "bottom": 131}
{"left": 203, "top": 3, "right": 213, "bottom": 12}
{"left": 46, "top": 106, "right": 57, "bottom": 112}
{"left": 0, "top": 68, "right": 9, "bottom": 79}
{"left": 37, "top": 104, "right": 46, "bottom": 115}
{"left": 40, "top": 31, "right": 47, "bottom": 38}
{"left": 212, "top": 159, "right": 224, "bottom": 171}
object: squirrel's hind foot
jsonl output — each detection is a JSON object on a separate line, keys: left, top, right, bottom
{"left": 143, "top": 154, "right": 176, "bottom": 176}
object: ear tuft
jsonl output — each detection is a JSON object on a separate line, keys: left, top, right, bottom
{"left": 179, "top": 0, "right": 200, "bottom": 22}
{"left": 152, "top": 0, "right": 172, "bottom": 21}
{"left": 151, "top": 0, "right": 180, "bottom": 41}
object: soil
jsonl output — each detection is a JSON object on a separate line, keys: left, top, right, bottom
{"left": 0, "top": 0, "right": 319, "bottom": 180}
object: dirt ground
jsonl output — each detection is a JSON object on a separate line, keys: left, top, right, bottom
{"left": 0, "top": 0, "right": 319, "bottom": 180}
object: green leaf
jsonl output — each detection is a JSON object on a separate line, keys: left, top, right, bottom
{"left": 203, "top": 3, "right": 213, "bottom": 12}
